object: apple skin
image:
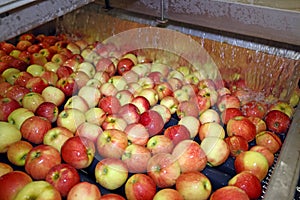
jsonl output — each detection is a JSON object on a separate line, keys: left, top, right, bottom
{"left": 0, "top": 121, "right": 22, "bottom": 153}
{"left": 268, "top": 101, "right": 294, "bottom": 118}
{"left": 25, "top": 144, "right": 62, "bottom": 180}
{"left": 75, "top": 122, "right": 103, "bottom": 142}
{"left": 264, "top": 110, "right": 291, "bottom": 134}
{"left": 14, "top": 180, "right": 62, "bottom": 200}
{"left": 210, "top": 185, "right": 250, "bottom": 200}
{"left": 130, "top": 95, "right": 151, "bottom": 114}
{"left": 139, "top": 110, "right": 164, "bottom": 137}
{"left": 7, "top": 140, "right": 33, "bottom": 166}
{"left": 234, "top": 150, "right": 269, "bottom": 181}
{"left": 255, "top": 130, "right": 282, "bottom": 154}
{"left": 178, "top": 116, "right": 200, "bottom": 138}
{"left": 124, "top": 123, "right": 149, "bottom": 146}
{"left": 199, "top": 108, "right": 221, "bottom": 125}
{"left": 221, "top": 107, "right": 243, "bottom": 125}
{"left": 198, "top": 122, "right": 226, "bottom": 141}
{"left": 14, "top": 71, "right": 33, "bottom": 87}
{"left": 45, "top": 163, "right": 81, "bottom": 197}
{"left": 176, "top": 100, "right": 200, "bottom": 119}
{"left": 241, "top": 100, "right": 267, "bottom": 119}
{"left": 7, "top": 107, "right": 35, "bottom": 129}
{"left": 57, "top": 108, "right": 86, "bottom": 133}
{"left": 25, "top": 77, "right": 49, "bottom": 94}
{"left": 122, "top": 144, "right": 152, "bottom": 173}
{"left": 146, "top": 135, "right": 174, "bottom": 155}
{"left": 164, "top": 125, "right": 191, "bottom": 146}
{"left": 64, "top": 95, "right": 89, "bottom": 113}
{"left": 20, "top": 115, "right": 52, "bottom": 144}
{"left": 5, "top": 85, "right": 30, "bottom": 105}
{"left": 100, "top": 193, "right": 125, "bottom": 200}
{"left": 96, "top": 128, "right": 128, "bottom": 159}
{"left": 125, "top": 173, "right": 157, "bottom": 200}
{"left": 200, "top": 137, "right": 230, "bottom": 167}
{"left": 67, "top": 182, "right": 101, "bottom": 200}
{"left": 147, "top": 153, "right": 181, "bottom": 188}
{"left": 250, "top": 145, "right": 275, "bottom": 167}
{"left": 176, "top": 171, "right": 212, "bottom": 200}
{"left": 247, "top": 116, "right": 267, "bottom": 134}
{"left": 153, "top": 188, "right": 184, "bottom": 200}
{"left": 98, "top": 95, "right": 121, "bottom": 115}
{"left": 0, "top": 97, "right": 21, "bottom": 121}
{"left": 172, "top": 140, "right": 207, "bottom": 173}
{"left": 136, "top": 88, "right": 159, "bottom": 107}
{"left": 0, "top": 171, "right": 33, "bottom": 200}
{"left": 227, "top": 116, "right": 257, "bottom": 142}
{"left": 85, "top": 107, "right": 106, "bottom": 126}
{"left": 94, "top": 157, "right": 129, "bottom": 190}
{"left": 117, "top": 103, "right": 140, "bottom": 124}
{"left": 0, "top": 162, "right": 13, "bottom": 177}
{"left": 35, "top": 101, "right": 59, "bottom": 123}
{"left": 228, "top": 171, "right": 262, "bottom": 200}
{"left": 224, "top": 135, "right": 249, "bottom": 157}
{"left": 61, "top": 136, "right": 95, "bottom": 169}
{"left": 56, "top": 76, "right": 78, "bottom": 97}
{"left": 117, "top": 57, "right": 135, "bottom": 75}
{"left": 217, "top": 94, "right": 241, "bottom": 112}
{"left": 42, "top": 86, "right": 65, "bottom": 107}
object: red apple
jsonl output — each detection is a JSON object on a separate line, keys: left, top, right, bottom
{"left": 45, "top": 163, "right": 81, "bottom": 197}
{"left": 154, "top": 82, "right": 174, "bottom": 100}
{"left": 122, "top": 144, "right": 152, "bottom": 173}
{"left": 14, "top": 71, "right": 33, "bottom": 87}
{"left": 178, "top": 116, "right": 200, "bottom": 138}
{"left": 95, "top": 57, "right": 116, "bottom": 76}
{"left": 176, "top": 171, "right": 212, "bottom": 200}
{"left": 125, "top": 173, "right": 157, "bottom": 200}
{"left": 227, "top": 116, "right": 256, "bottom": 142}
{"left": 176, "top": 100, "right": 200, "bottom": 119}
{"left": 35, "top": 101, "right": 59, "bottom": 123}
{"left": 139, "top": 110, "right": 164, "bottom": 137}
{"left": 210, "top": 186, "right": 250, "bottom": 200}
{"left": 224, "top": 135, "right": 249, "bottom": 157}
{"left": 0, "top": 171, "right": 32, "bottom": 200}
{"left": 0, "top": 82, "right": 11, "bottom": 97}
{"left": 56, "top": 66, "right": 73, "bottom": 78}
{"left": 101, "top": 114, "right": 128, "bottom": 131}
{"left": 241, "top": 100, "right": 267, "bottom": 119}
{"left": 124, "top": 123, "right": 149, "bottom": 146}
{"left": 0, "top": 97, "right": 21, "bottom": 121}
{"left": 217, "top": 94, "right": 241, "bottom": 112}
{"left": 61, "top": 136, "right": 95, "bottom": 169}
{"left": 131, "top": 95, "right": 151, "bottom": 114}
{"left": 151, "top": 104, "right": 171, "bottom": 124}
{"left": 255, "top": 130, "right": 282, "bottom": 154}
{"left": 117, "top": 103, "right": 140, "bottom": 124}
{"left": 136, "top": 88, "right": 159, "bottom": 107}
{"left": 25, "top": 144, "right": 61, "bottom": 180}
{"left": 5, "top": 85, "right": 30, "bottom": 104}
{"left": 164, "top": 125, "right": 190, "bottom": 146}
{"left": 94, "top": 157, "right": 128, "bottom": 190}
{"left": 21, "top": 115, "right": 52, "bottom": 144}
{"left": 67, "top": 182, "right": 101, "bottom": 200}
{"left": 221, "top": 107, "right": 243, "bottom": 125}
{"left": 247, "top": 116, "right": 267, "bottom": 134}
{"left": 56, "top": 76, "right": 78, "bottom": 97}
{"left": 172, "top": 140, "right": 207, "bottom": 173}
{"left": 264, "top": 110, "right": 291, "bottom": 134}
{"left": 234, "top": 150, "right": 269, "bottom": 181}
{"left": 7, "top": 140, "right": 33, "bottom": 166}
{"left": 16, "top": 40, "right": 32, "bottom": 51}
{"left": 101, "top": 193, "right": 125, "bottom": 200}
{"left": 98, "top": 95, "right": 121, "bottom": 115}
{"left": 0, "top": 162, "right": 13, "bottom": 177}
{"left": 191, "top": 94, "right": 211, "bottom": 115}
{"left": 96, "top": 129, "right": 128, "bottom": 159}
{"left": 117, "top": 58, "right": 135, "bottom": 75}
{"left": 268, "top": 101, "right": 294, "bottom": 118}
{"left": 153, "top": 188, "right": 184, "bottom": 200}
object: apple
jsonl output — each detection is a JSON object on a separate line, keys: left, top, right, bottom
{"left": 85, "top": 107, "right": 106, "bottom": 126}
{"left": 96, "top": 128, "right": 128, "bottom": 159}
{"left": 147, "top": 153, "right": 181, "bottom": 188}
{"left": 122, "top": 144, "right": 152, "bottom": 173}
{"left": 173, "top": 89, "right": 189, "bottom": 103}
{"left": 224, "top": 135, "right": 249, "bottom": 157}
{"left": 250, "top": 145, "right": 275, "bottom": 167}
{"left": 255, "top": 130, "right": 282, "bottom": 154}
{"left": 26, "top": 64, "right": 45, "bottom": 77}
{"left": 75, "top": 122, "right": 103, "bottom": 142}
{"left": 139, "top": 110, "right": 164, "bottom": 137}
{"left": 264, "top": 110, "right": 291, "bottom": 134}
{"left": 217, "top": 94, "right": 241, "bottom": 112}
{"left": 108, "top": 75, "right": 127, "bottom": 91}
{"left": 268, "top": 101, "right": 294, "bottom": 118}
{"left": 151, "top": 104, "right": 171, "bottom": 124}
{"left": 21, "top": 115, "right": 52, "bottom": 144}
{"left": 146, "top": 135, "right": 174, "bottom": 155}
{"left": 136, "top": 88, "right": 159, "bottom": 107}
{"left": 98, "top": 95, "right": 121, "bottom": 115}
{"left": 42, "top": 86, "right": 65, "bottom": 107}
{"left": 14, "top": 71, "right": 33, "bottom": 87}
{"left": 131, "top": 63, "right": 151, "bottom": 78}
{"left": 164, "top": 124, "right": 190, "bottom": 146}
{"left": 210, "top": 186, "right": 250, "bottom": 200}
{"left": 14, "top": 180, "right": 62, "bottom": 200}
{"left": 241, "top": 100, "right": 267, "bottom": 119}
{"left": 0, "top": 171, "right": 32, "bottom": 200}
{"left": 45, "top": 163, "right": 81, "bottom": 197}
{"left": 124, "top": 123, "right": 149, "bottom": 146}
{"left": 227, "top": 116, "right": 256, "bottom": 142}
{"left": 5, "top": 85, "right": 30, "bottom": 104}
{"left": 181, "top": 84, "right": 198, "bottom": 98}
{"left": 94, "top": 157, "right": 129, "bottom": 190}
{"left": 117, "top": 103, "right": 140, "bottom": 124}
{"left": 78, "top": 86, "right": 102, "bottom": 108}
{"left": 221, "top": 107, "right": 243, "bottom": 125}
{"left": 25, "top": 144, "right": 61, "bottom": 180}
{"left": 234, "top": 150, "right": 269, "bottom": 181}
{"left": 0, "top": 82, "right": 11, "bottom": 97}
{"left": 147, "top": 71, "right": 164, "bottom": 84}
{"left": 138, "top": 77, "right": 155, "bottom": 89}
{"left": 61, "top": 136, "right": 95, "bottom": 169}
{"left": 39, "top": 48, "right": 55, "bottom": 61}
{"left": 66, "top": 42, "right": 81, "bottom": 54}
{"left": 0, "top": 162, "right": 13, "bottom": 177}
{"left": 0, "top": 97, "right": 21, "bottom": 121}
{"left": 228, "top": 171, "right": 262, "bottom": 200}
{"left": 176, "top": 171, "right": 212, "bottom": 200}
{"left": 93, "top": 71, "right": 110, "bottom": 84}
{"left": 40, "top": 70, "right": 58, "bottom": 86}
{"left": 77, "top": 62, "right": 96, "bottom": 78}
{"left": 67, "top": 182, "right": 101, "bottom": 200}
{"left": 99, "top": 82, "right": 118, "bottom": 96}
{"left": 178, "top": 115, "right": 200, "bottom": 138}
{"left": 95, "top": 57, "right": 116, "bottom": 76}
{"left": 101, "top": 114, "right": 128, "bottom": 131}
{"left": 198, "top": 87, "right": 218, "bottom": 106}
{"left": 122, "top": 70, "right": 139, "bottom": 83}
{"left": 117, "top": 58, "right": 135, "bottom": 75}
{"left": 191, "top": 94, "right": 211, "bottom": 115}
{"left": 35, "top": 101, "right": 59, "bottom": 123}
{"left": 44, "top": 61, "right": 60, "bottom": 73}
{"left": 153, "top": 188, "right": 184, "bottom": 200}
{"left": 7, "top": 107, "right": 35, "bottom": 129}
{"left": 115, "top": 89, "right": 134, "bottom": 106}
{"left": 7, "top": 140, "right": 33, "bottom": 166}
{"left": 172, "top": 140, "right": 207, "bottom": 173}
{"left": 0, "top": 121, "right": 22, "bottom": 153}
{"left": 247, "top": 116, "right": 267, "bottom": 134}
{"left": 43, "top": 126, "right": 74, "bottom": 152}
{"left": 56, "top": 66, "right": 73, "bottom": 78}
{"left": 57, "top": 108, "right": 86, "bottom": 133}
{"left": 56, "top": 76, "right": 78, "bottom": 97}
{"left": 101, "top": 193, "right": 125, "bottom": 200}
{"left": 198, "top": 122, "right": 226, "bottom": 141}
{"left": 125, "top": 173, "right": 157, "bottom": 200}
{"left": 21, "top": 92, "right": 45, "bottom": 112}
{"left": 64, "top": 95, "right": 89, "bottom": 112}
{"left": 160, "top": 95, "right": 179, "bottom": 114}
{"left": 131, "top": 95, "right": 150, "bottom": 114}
{"left": 176, "top": 100, "right": 200, "bottom": 119}
{"left": 199, "top": 108, "right": 221, "bottom": 125}
{"left": 1, "top": 68, "right": 20, "bottom": 84}
{"left": 200, "top": 137, "right": 230, "bottom": 167}
{"left": 51, "top": 53, "right": 68, "bottom": 66}
{"left": 16, "top": 40, "right": 32, "bottom": 50}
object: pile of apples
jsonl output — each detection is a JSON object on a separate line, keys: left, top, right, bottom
{"left": 0, "top": 32, "right": 299, "bottom": 200}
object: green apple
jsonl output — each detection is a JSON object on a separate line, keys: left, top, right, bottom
{"left": 26, "top": 64, "right": 46, "bottom": 77}
{"left": 2, "top": 68, "right": 20, "bottom": 84}
{"left": 7, "top": 107, "right": 35, "bottom": 129}
{"left": 0, "top": 121, "right": 22, "bottom": 153}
